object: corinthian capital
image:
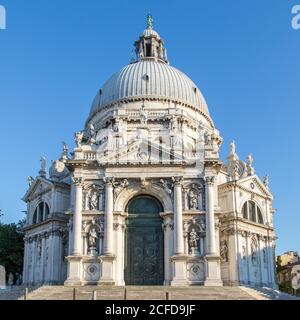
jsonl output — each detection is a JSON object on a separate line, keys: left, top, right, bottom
{"left": 72, "top": 177, "right": 84, "bottom": 186}
{"left": 205, "top": 176, "right": 216, "bottom": 186}
{"left": 172, "top": 176, "right": 184, "bottom": 186}
{"left": 103, "top": 177, "right": 114, "bottom": 185}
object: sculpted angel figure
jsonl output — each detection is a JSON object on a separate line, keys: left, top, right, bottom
{"left": 74, "top": 131, "right": 84, "bottom": 148}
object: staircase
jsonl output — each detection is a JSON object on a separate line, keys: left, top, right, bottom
{"left": 1, "top": 285, "right": 299, "bottom": 300}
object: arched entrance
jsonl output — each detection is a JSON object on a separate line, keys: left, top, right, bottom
{"left": 124, "top": 195, "right": 164, "bottom": 285}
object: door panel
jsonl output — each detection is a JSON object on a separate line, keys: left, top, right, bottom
{"left": 125, "top": 196, "right": 164, "bottom": 286}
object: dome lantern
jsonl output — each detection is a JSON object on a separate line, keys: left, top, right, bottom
{"left": 133, "top": 14, "right": 168, "bottom": 64}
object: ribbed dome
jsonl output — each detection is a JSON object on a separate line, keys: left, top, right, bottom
{"left": 90, "top": 59, "right": 210, "bottom": 116}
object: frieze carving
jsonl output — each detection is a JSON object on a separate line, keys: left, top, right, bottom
{"left": 24, "top": 227, "right": 68, "bottom": 243}
{"left": 221, "top": 227, "right": 271, "bottom": 241}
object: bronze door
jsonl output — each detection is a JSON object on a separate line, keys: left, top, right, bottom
{"left": 125, "top": 196, "right": 164, "bottom": 285}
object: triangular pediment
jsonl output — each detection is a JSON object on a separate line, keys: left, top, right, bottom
{"left": 98, "top": 138, "right": 189, "bottom": 165}
{"left": 23, "top": 177, "right": 54, "bottom": 202}
{"left": 237, "top": 175, "right": 272, "bottom": 198}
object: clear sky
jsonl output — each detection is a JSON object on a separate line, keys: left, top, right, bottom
{"left": 0, "top": 0, "right": 299, "bottom": 255}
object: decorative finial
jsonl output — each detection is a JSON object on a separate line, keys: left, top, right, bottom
{"left": 147, "top": 14, "right": 153, "bottom": 30}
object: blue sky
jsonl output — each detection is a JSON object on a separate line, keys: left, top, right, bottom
{"left": 0, "top": 0, "right": 299, "bottom": 255}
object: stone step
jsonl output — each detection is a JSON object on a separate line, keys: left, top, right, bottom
{"left": 2, "top": 285, "right": 298, "bottom": 301}
{"left": 24, "top": 286, "right": 256, "bottom": 301}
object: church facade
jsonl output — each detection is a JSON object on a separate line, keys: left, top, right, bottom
{"left": 22, "top": 18, "right": 277, "bottom": 288}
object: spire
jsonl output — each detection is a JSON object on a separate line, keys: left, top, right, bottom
{"left": 147, "top": 14, "right": 153, "bottom": 30}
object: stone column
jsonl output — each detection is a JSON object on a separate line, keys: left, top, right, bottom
{"left": 115, "top": 222, "right": 125, "bottom": 286}
{"left": 98, "top": 177, "right": 116, "bottom": 285}
{"left": 65, "top": 177, "right": 83, "bottom": 286}
{"left": 72, "top": 178, "right": 83, "bottom": 256}
{"left": 204, "top": 176, "right": 223, "bottom": 286}
{"left": 174, "top": 179, "right": 184, "bottom": 254}
{"left": 163, "top": 217, "right": 173, "bottom": 285}
{"left": 206, "top": 176, "right": 216, "bottom": 254}
{"left": 104, "top": 179, "right": 114, "bottom": 255}
{"left": 171, "top": 177, "right": 187, "bottom": 286}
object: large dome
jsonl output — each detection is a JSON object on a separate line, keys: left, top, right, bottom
{"left": 90, "top": 59, "right": 210, "bottom": 117}
{"left": 88, "top": 20, "right": 213, "bottom": 127}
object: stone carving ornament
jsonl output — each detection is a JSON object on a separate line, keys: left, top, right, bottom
{"left": 160, "top": 179, "right": 172, "bottom": 195}
{"left": 220, "top": 240, "right": 229, "bottom": 262}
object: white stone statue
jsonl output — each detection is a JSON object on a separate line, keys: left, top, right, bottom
{"left": 263, "top": 175, "right": 269, "bottom": 189}
{"left": 62, "top": 141, "right": 68, "bottom": 156}
{"left": 74, "top": 131, "right": 84, "bottom": 148}
{"left": 189, "top": 228, "right": 199, "bottom": 254}
{"left": 88, "top": 228, "right": 98, "bottom": 250}
{"left": 27, "top": 176, "right": 34, "bottom": 187}
{"left": 220, "top": 240, "right": 228, "bottom": 262}
{"left": 89, "top": 191, "right": 98, "bottom": 210}
{"left": 188, "top": 189, "right": 198, "bottom": 210}
{"left": 230, "top": 141, "right": 236, "bottom": 155}
{"left": 247, "top": 154, "right": 253, "bottom": 167}
{"left": 40, "top": 157, "right": 47, "bottom": 172}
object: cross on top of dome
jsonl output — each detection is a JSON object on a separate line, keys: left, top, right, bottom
{"left": 133, "top": 15, "right": 168, "bottom": 64}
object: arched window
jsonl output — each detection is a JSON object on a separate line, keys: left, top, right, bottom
{"left": 241, "top": 201, "right": 264, "bottom": 225}
{"left": 44, "top": 203, "right": 50, "bottom": 218}
{"left": 32, "top": 208, "right": 38, "bottom": 224}
{"left": 38, "top": 202, "right": 44, "bottom": 222}
{"left": 249, "top": 201, "right": 256, "bottom": 223}
{"left": 257, "top": 207, "right": 264, "bottom": 224}
{"left": 242, "top": 202, "right": 248, "bottom": 219}
{"left": 32, "top": 201, "right": 50, "bottom": 225}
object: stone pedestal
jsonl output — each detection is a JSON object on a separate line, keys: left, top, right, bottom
{"left": 204, "top": 254, "right": 223, "bottom": 287}
{"left": 98, "top": 254, "right": 116, "bottom": 286}
{"left": 170, "top": 254, "right": 188, "bottom": 286}
{"left": 64, "top": 256, "right": 82, "bottom": 286}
